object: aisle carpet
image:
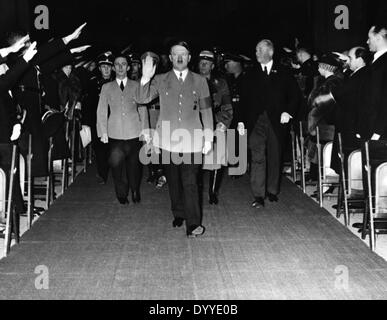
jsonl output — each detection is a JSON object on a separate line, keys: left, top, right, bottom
{"left": 0, "top": 167, "right": 387, "bottom": 300}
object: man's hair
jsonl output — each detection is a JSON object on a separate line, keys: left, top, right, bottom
{"left": 6, "top": 31, "right": 27, "bottom": 46}
{"left": 258, "top": 39, "right": 274, "bottom": 51}
{"left": 354, "top": 47, "right": 372, "bottom": 65}
{"left": 170, "top": 40, "right": 190, "bottom": 53}
{"left": 113, "top": 54, "right": 129, "bottom": 64}
{"left": 373, "top": 23, "right": 387, "bottom": 39}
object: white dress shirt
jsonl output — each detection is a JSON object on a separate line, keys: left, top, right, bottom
{"left": 173, "top": 68, "right": 189, "bottom": 81}
{"left": 260, "top": 60, "right": 274, "bottom": 75}
{"left": 373, "top": 48, "right": 387, "bottom": 63}
{"left": 116, "top": 77, "right": 128, "bottom": 87}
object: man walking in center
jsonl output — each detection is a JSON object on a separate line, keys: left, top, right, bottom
{"left": 137, "top": 41, "right": 213, "bottom": 238}
{"left": 97, "top": 54, "right": 149, "bottom": 205}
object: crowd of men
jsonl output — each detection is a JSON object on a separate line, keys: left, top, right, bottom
{"left": 1, "top": 21, "right": 387, "bottom": 238}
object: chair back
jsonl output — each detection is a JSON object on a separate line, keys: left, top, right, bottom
{"left": 348, "top": 150, "right": 363, "bottom": 194}
{"left": 19, "top": 154, "right": 25, "bottom": 197}
{"left": 323, "top": 142, "right": 339, "bottom": 179}
{"left": 0, "top": 169, "right": 6, "bottom": 215}
{"left": 375, "top": 162, "right": 387, "bottom": 218}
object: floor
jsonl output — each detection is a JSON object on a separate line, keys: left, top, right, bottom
{"left": 0, "top": 165, "right": 387, "bottom": 299}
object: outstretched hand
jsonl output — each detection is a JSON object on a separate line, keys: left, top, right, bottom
{"left": 23, "top": 41, "right": 38, "bottom": 62}
{"left": 70, "top": 45, "right": 91, "bottom": 54}
{"left": 141, "top": 55, "right": 156, "bottom": 83}
{"left": 63, "top": 22, "right": 87, "bottom": 45}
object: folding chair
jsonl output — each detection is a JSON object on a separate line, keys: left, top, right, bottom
{"left": 33, "top": 137, "right": 54, "bottom": 210}
{"left": 316, "top": 126, "right": 340, "bottom": 207}
{"left": 3, "top": 145, "right": 20, "bottom": 257}
{"left": 0, "top": 169, "right": 6, "bottom": 221}
{"left": 361, "top": 141, "right": 387, "bottom": 251}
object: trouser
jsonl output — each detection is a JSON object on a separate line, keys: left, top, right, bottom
{"left": 92, "top": 128, "right": 109, "bottom": 182}
{"left": 248, "top": 112, "right": 281, "bottom": 198}
{"left": 163, "top": 151, "right": 202, "bottom": 228}
{"left": 109, "top": 138, "right": 142, "bottom": 199}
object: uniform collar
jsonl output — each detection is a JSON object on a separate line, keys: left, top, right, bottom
{"left": 173, "top": 68, "right": 189, "bottom": 81}
{"left": 116, "top": 77, "right": 128, "bottom": 87}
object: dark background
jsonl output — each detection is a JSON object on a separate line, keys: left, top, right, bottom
{"left": 1, "top": 0, "right": 387, "bottom": 59}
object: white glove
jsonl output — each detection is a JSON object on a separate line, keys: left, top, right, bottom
{"left": 10, "top": 124, "right": 21, "bottom": 141}
{"left": 371, "top": 134, "right": 381, "bottom": 141}
{"left": 100, "top": 133, "right": 109, "bottom": 144}
{"left": 202, "top": 141, "right": 212, "bottom": 155}
{"left": 280, "top": 112, "right": 293, "bottom": 124}
{"left": 22, "top": 41, "right": 37, "bottom": 62}
{"left": 237, "top": 122, "right": 246, "bottom": 136}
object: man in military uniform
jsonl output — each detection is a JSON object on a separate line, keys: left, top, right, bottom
{"left": 83, "top": 52, "right": 115, "bottom": 184}
{"left": 138, "top": 41, "right": 213, "bottom": 238}
{"left": 223, "top": 53, "right": 248, "bottom": 177}
{"left": 198, "top": 50, "right": 233, "bottom": 205}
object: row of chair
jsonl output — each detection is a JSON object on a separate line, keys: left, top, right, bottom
{"left": 290, "top": 122, "right": 387, "bottom": 252}
{"left": 0, "top": 116, "right": 92, "bottom": 257}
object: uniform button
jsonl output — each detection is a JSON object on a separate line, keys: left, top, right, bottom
{"left": 179, "top": 102, "right": 182, "bottom": 105}
{"left": 178, "top": 118, "right": 182, "bottom": 121}
{"left": 179, "top": 110, "right": 182, "bottom": 114}
{"left": 180, "top": 94, "right": 183, "bottom": 97}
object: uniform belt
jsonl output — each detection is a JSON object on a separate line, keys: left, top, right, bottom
{"left": 17, "top": 85, "right": 41, "bottom": 94}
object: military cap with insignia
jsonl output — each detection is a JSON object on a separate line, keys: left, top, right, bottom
{"left": 97, "top": 51, "right": 114, "bottom": 66}
{"left": 128, "top": 53, "right": 141, "bottom": 65}
{"left": 198, "top": 50, "right": 215, "bottom": 62}
{"left": 222, "top": 52, "right": 245, "bottom": 63}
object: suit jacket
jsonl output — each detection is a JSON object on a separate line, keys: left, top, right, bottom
{"left": 363, "top": 52, "right": 387, "bottom": 138}
{"left": 97, "top": 79, "right": 149, "bottom": 140}
{"left": 331, "top": 67, "right": 368, "bottom": 137}
{"left": 0, "top": 58, "right": 29, "bottom": 143}
{"left": 136, "top": 70, "right": 214, "bottom": 153}
{"left": 239, "top": 62, "right": 300, "bottom": 139}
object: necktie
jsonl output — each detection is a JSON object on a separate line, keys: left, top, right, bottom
{"left": 120, "top": 81, "right": 125, "bottom": 91}
{"left": 264, "top": 66, "right": 269, "bottom": 75}
{"left": 178, "top": 72, "right": 184, "bottom": 84}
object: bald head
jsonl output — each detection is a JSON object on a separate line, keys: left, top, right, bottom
{"left": 256, "top": 39, "right": 274, "bottom": 64}
{"left": 348, "top": 46, "right": 368, "bottom": 71}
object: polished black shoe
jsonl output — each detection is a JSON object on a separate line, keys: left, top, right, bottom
{"left": 131, "top": 191, "right": 141, "bottom": 203}
{"left": 117, "top": 197, "right": 129, "bottom": 205}
{"left": 187, "top": 225, "right": 206, "bottom": 238}
{"left": 173, "top": 217, "right": 185, "bottom": 228}
{"left": 252, "top": 197, "right": 265, "bottom": 208}
{"left": 209, "top": 192, "right": 219, "bottom": 205}
{"left": 267, "top": 193, "right": 279, "bottom": 202}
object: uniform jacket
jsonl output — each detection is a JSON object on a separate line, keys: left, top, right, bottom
{"left": 97, "top": 79, "right": 149, "bottom": 140}
{"left": 136, "top": 70, "right": 214, "bottom": 153}
{"left": 0, "top": 58, "right": 29, "bottom": 143}
{"left": 207, "top": 76, "right": 233, "bottom": 128}
{"left": 239, "top": 62, "right": 300, "bottom": 140}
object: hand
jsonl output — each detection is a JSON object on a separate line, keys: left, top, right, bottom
{"left": 22, "top": 41, "right": 38, "bottom": 62}
{"left": 356, "top": 134, "right": 361, "bottom": 139}
{"left": 8, "top": 34, "right": 30, "bottom": 55}
{"left": 371, "top": 134, "right": 381, "bottom": 141}
{"left": 10, "top": 124, "right": 21, "bottom": 141}
{"left": 280, "top": 112, "right": 293, "bottom": 124}
{"left": 63, "top": 22, "right": 87, "bottom": 45}
{"left": 141, "top": 55, "right": 156, "bottom": 84}
{"left": 100, "top": 133, "right": 108, "bottom": 144}
{"left": 202, "top": 141, "right": 212, "bottom": 155}
{"left": 237, "top": 122, "right": 246, "bottom": 136}
{"left": 216, "top": 122, "right": 227, "bottom": 132}
{"left": 70, "top": 45, "right": 91, "bottom": 54}
{"left": 142, "top": 133, "right": 152, "bottom": 145}
{"left": 75, "top": 102, "right": 82, "bottom": 110}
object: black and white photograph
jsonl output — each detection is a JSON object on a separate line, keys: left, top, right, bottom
{"left": 1, "top": 0, "right": 387, "bottom": 305}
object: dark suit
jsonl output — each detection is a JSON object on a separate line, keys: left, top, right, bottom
{"left": 240, "top": 62, "right": 300, "bottom": 198}
{"left": 0, "top": 58, "right": 30, "bottom": 215}
{"left": 12, "top": 39, "right": 73, "bottom": 177}
{"left": 83, "top": 75, "right": 113, "bottom": 182}
{"left": 357, "top": 52, "right": 387, "bottom": 140}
